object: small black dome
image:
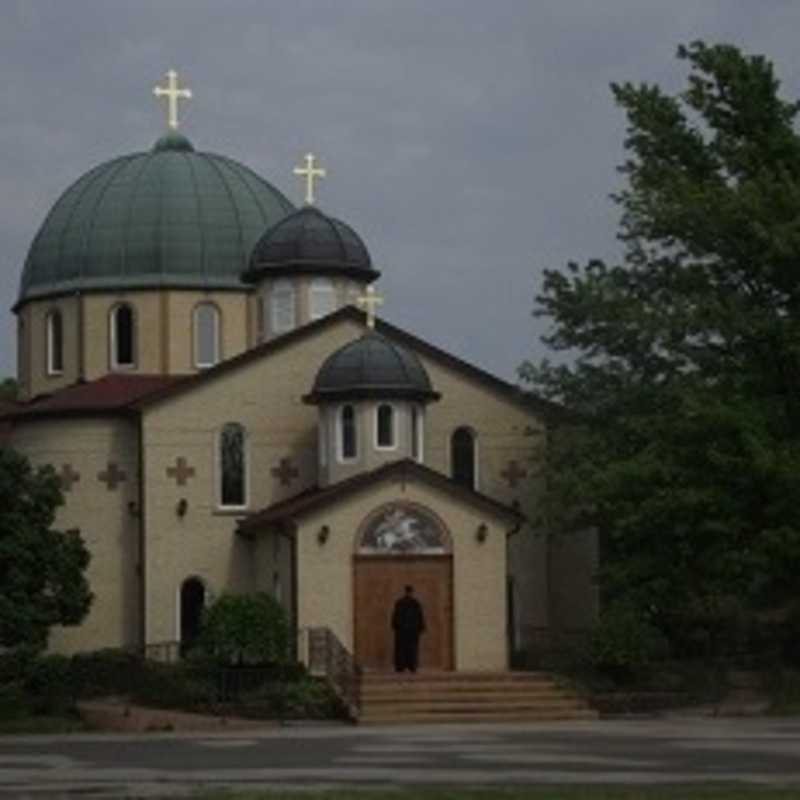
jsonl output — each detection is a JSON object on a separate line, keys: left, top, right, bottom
{"left": 245, "top": 206, "right": 379, "bottom": 282}
{"left": 306, "top": 333, "right": 439, "bottom": 404}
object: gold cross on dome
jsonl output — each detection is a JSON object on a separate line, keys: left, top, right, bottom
{"left": 357, "top": 284, "right": 384, "bottom": 329}
{"left": 153, "top": 69, "right": 192, "bottom": 130}
{"left": 293, "top": 152, "right": 327, "bottom": 205}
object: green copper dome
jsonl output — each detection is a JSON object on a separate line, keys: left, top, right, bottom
{"left": 17, "top": 133, "right": 295, "bottom": 305}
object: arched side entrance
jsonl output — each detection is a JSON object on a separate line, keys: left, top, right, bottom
{"left": 353, "top": 503, "right": 453, "bottom": 672}
{"left": 179, "top": 577, "right": 206, "bottom": 656}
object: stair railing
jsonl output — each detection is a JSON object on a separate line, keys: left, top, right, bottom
{"left": 297, "top": 626, "right": 361, "bottom": 718}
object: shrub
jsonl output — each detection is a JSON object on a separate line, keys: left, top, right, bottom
{"left": 24, "top": 654, "right": 74, "bottom": 714}
{"left": 197, "top": 592, "right": 290, "bottom": 666}
{"left": 69, "top": 648, "right": 143, "bottom": 698}
{"left": 589, "top": 603, "right": 669, "bottom": 684}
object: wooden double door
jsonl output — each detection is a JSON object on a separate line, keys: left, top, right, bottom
{"left": 353, "top": 555, "right": 453, "bottom": 672}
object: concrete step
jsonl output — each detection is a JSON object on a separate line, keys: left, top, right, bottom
{"left": 360, "top": 709, "right": 598, "bottom": 724}
{"left": 361, "top": 684, "right": 575, "bottom": 697}
{"left": 362, "top": 700, "right": 589, "bottom": 715}
{"left": 362, "top": 671, "right": 554, "bottom": 684}
{"left": 356, "top": 670, "right": 594, "bottom": 724}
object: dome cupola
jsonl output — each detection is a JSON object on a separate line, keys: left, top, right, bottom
{"left": 307, "top": 333, "right": 439, "bottom": 486}
{"left": 17, "top": 133, "right": 295, "bottom": 307}
{"left": 245, "top": 206, "right": 379, "bottom": 283}
{"left": 306, "top": 333, "right": 438, "bottom": 404}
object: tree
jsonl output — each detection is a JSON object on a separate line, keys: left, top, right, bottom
{"left": 0, "top": 448, "right": 93, "bottom": 652}
{"left": 521, "top": 42, "right": 800, "bottom": 657}
{"left": 197, "top": 592, "right": 289, "bottom": 665}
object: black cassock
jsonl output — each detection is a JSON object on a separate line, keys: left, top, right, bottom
{"left": 391, "top": 595, "right": 426, "bottom": 672}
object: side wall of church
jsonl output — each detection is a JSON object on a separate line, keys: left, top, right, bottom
{"left": 138, "top": 318, "right": 364, "bottom": 645}
{"left": 292, "top": 476, "right": 509, "bottom": 671}
{"left": 8, "top": 417, "right": 141, "bottom": 654}
{"left": 19, "top": 289, "right": 252, "bottom": 399}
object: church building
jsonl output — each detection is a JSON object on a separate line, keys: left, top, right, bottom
{"left": 2, "top": 72, "right": 597, "bottom": 672}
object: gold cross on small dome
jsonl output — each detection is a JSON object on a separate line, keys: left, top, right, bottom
{"left": 357, "top": 284, "right": 384, "bottom": 329}
{"left": 153, "top": 69, "right": 192, "bottom": 130}
{"left": 293, "top": 152, "right": 327, "bottom": 205}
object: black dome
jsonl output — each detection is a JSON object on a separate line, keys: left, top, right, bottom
{"left": 306, "top": 333, "right": 439, "bottom": 404}
{"left": 245, "top": 206, "right": 379, "bottom": 282}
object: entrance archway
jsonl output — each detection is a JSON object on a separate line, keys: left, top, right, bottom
{"left": 179, "top": 577, "right": 206, "bottom": 655}
{"left": 353, "top": 503, "right": 453, "bottom": 672}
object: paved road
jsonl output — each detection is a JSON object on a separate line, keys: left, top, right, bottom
{"left": 1, "top": 717, "right": 800, "bottom": 797}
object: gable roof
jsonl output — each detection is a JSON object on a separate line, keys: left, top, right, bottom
{"left": 133, "top": 306, "right": 559, "bottom": 419}
{"left": 1, "top": 374, "right": 183, "bottom": 421}
{"left": 238, "top": 458, "right": 523, "bottom": 534}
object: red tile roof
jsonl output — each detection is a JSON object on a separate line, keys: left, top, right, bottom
{"left": 2, "top": 374, "right": 184, "bottom": 420}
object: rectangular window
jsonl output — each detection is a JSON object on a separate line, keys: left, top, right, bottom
{"left": 220, "top": 423, "right": 246, "bottom": 508}
{"left": 375, "top": 404, "right": 396, "bottom": 449}
{"left": 411, "top": 406, "right": 423, "bottom": 462}
{"left": 340, "top": 405, "right": 357, "bottom": 461}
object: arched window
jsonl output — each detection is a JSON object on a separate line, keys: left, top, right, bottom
{"left": 339, "top": 404, "right": 358, "bottom": 461}
{"left": 271, "top": 280, "right": 296, "bottom": 334}
{"left": 46, "top": 310, "right": 63, "bottom": 375}
{"left": 193, "top": 303, "right": 220, "bottom": 368}
{"left": 219, "top": 422, "right": 247, "bottom": 508}
{"left": 451, "top": 426, "right": 477, "bottom": 490}
{"left": 411, "top": 406, "right": 424, "bottom": 463}
{"left": 110, "top": 303, "right": 135, "bottom": 369}
{"left": 375, "top": 403, "right": 396, "bottom": 449}
{"left": 310, "top": 278, "right": 337, "bottom": 321}
{"left": 179, "top": 577, "right": 206, "bottom": 656}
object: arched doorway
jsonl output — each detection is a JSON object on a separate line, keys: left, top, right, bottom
{"left": 353, "top": 503, "right": 453, "bottom": 672}
{"left": 179, "top": 577, "right": 206, "bottom": 656}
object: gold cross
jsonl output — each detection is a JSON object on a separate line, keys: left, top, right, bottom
{"left": 357, "top": 285, "right": 384, "bottom": 329}
{"left": 293, "top": 152, "right": 327, "bottom": 205}
{"left": 153, "top": 69, "right": 192, "bottom": 130}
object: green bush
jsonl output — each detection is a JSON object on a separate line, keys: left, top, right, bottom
{"left": 0, "top": 682, "right": 30, "bottom": 720}
{"left": 131, "top": 662, "right": 218, "bottom": 712}
{"left": 589, "top": 603, "right": 669, "bottom": 684}
{"left": 197, "top": 592, "right": 290, "bottom": 666}
{"left": 69, "top": 648, "right": 143, "bottom": 698}
{"left": 24, "top": 654, "right": 74, "bottom": 714}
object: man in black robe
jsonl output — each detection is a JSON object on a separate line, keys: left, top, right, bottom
{"left": 391, "top": 585, "right": 426, "bottom": 673}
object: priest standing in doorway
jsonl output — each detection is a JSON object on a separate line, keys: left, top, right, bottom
{"left": 392, "top": 585, "right": 426, "bottom": 673}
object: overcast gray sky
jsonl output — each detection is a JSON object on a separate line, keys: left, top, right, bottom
{"left": 1, "top": 1, "right": 798, "bottom": 382}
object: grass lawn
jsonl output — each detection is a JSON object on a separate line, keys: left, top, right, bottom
{"left": 195, "top": 789, "right": 800, "bottom": 800}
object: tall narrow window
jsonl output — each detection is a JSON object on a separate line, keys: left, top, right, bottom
{"left": 271, "top": 280, "right": 296, "bottom": 334}
{"left": 411, "top": 406, "right": 423, "bottom": 463}
{"left": 193, "top": 303, "right": 220, "bottom": 368}
{"left": 179, "top": 577, "right": 206, "bottom": 656}
{"left": 339, "top": 405, "right": 357, "bottom": 461}
{"left": 451, "top": 426, "right": 477, "bottom": 490}
{"left": 110, "top": 304, "right": 135, "bottom": 369}
{"left": 319, "top": 413, "right": 328, "bottom": 467}
{"left": 219, "top": 422, "right": 246, "bottom": 507}
{"left": 310, "top": 278, "right": 337, "bottom": 321}
{"left": 46, "top": 310, "right": 63, "bottom": 375}
{"left": 375, "top": 404, "right": 395, "bottom": 449}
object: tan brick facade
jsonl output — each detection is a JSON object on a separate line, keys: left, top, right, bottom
{"left": 7, "top": 310, "right": 597, "bottom": 664}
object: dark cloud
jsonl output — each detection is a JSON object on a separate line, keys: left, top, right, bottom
{"left": 1, "top": 1, "right": 798, "bottom": 380}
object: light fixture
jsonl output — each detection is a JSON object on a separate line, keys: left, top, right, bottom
{"left": 176, "top": 498, "right": 188, "bottom": 517}
{"left": 476, "top": 523, "right": 488, "bottom": 543}
{"left": 317, "top": 524, "right": 330, "bottom": 544}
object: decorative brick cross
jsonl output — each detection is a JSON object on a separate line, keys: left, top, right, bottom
{"left": 271, "top": 457, "right": 299, "bottom": 487}
{"left": 501, "top": 460, "right": 527, "bottom": 488}
{"left": 166, "top": 457, "right": 195, "bottom": 486}
{"left": 97, "top": 462, "right": 127, "bottom": 491}
{"left": 58, "top": 464, "right": 81, "bottom": 492}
